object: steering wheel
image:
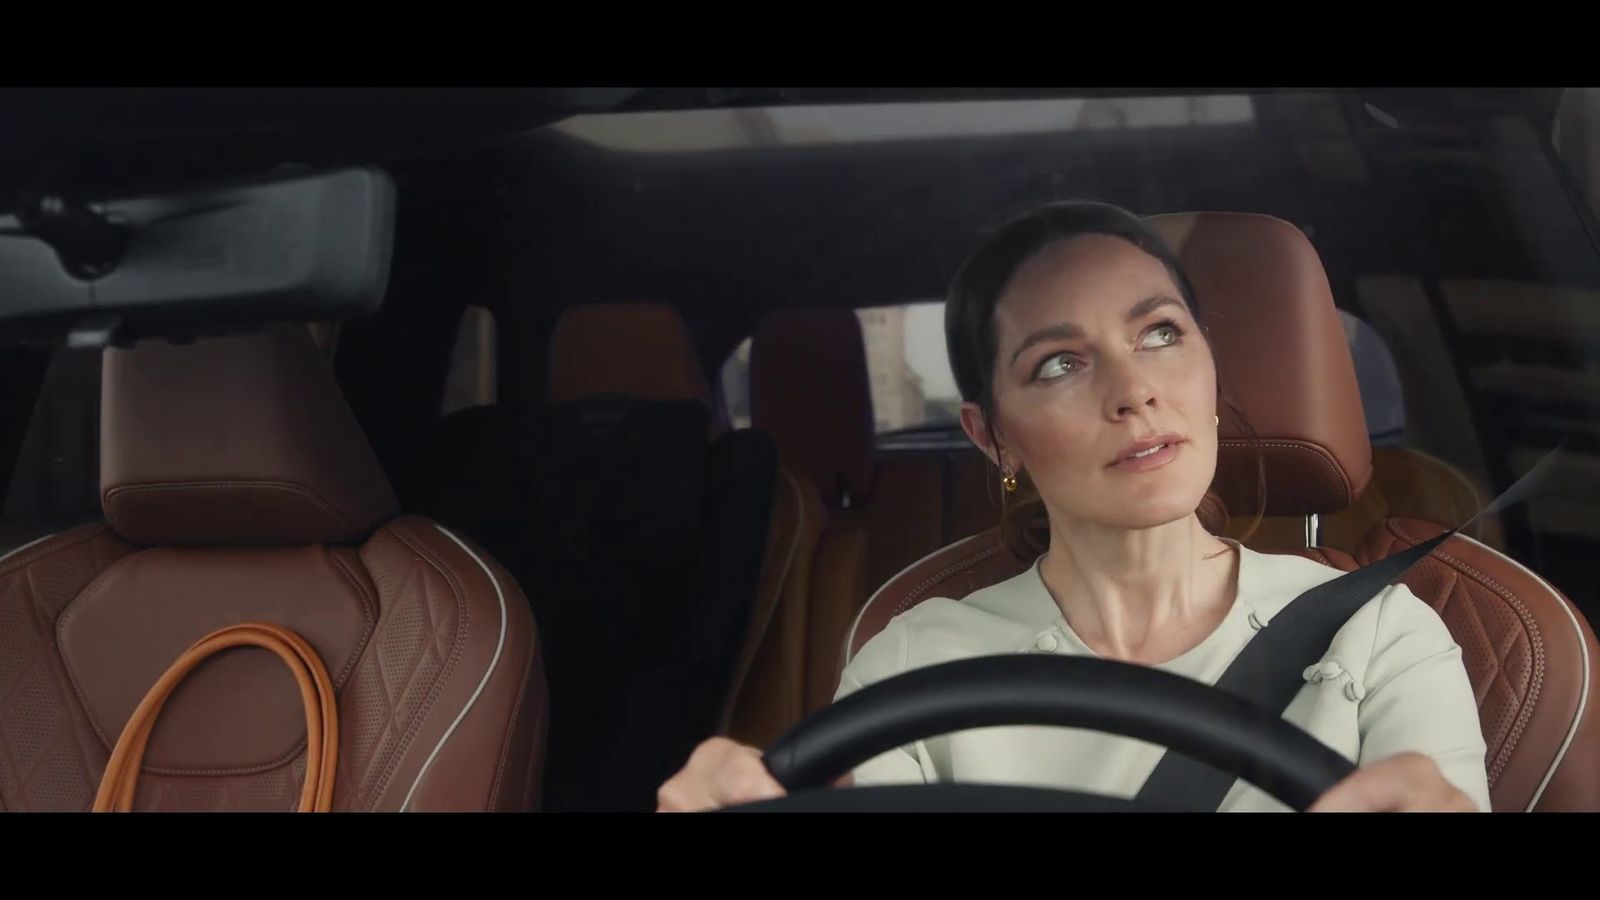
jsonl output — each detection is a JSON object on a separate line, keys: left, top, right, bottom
{"left": 725, "top": 654, "right": 1357, "bottom": 812}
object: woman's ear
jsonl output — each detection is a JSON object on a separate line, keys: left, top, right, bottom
{"left": 959, "top": 401, "right": 1003, "bottom": 468}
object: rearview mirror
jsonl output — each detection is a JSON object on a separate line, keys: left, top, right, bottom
{"left": 0, "top": 165, "right": 396, "bottom": 346}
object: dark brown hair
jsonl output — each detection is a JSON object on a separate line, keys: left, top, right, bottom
{"left": 943, "top": 201, "right": 1263, "bottom": 556}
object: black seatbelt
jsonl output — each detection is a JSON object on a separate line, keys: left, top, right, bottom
{"left": 1134, "top": 446, "right": 1562, "bottom": 811}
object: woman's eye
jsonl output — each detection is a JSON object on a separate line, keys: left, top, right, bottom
{"left": 1141, "top": 323, "right": 1182, "bottom": 349}
{"left": 1036, "top": 352, "right": 1082, "bottom": 381}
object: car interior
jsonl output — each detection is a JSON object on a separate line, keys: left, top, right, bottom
{"left": 1, "top": 87, "right": 1598, "bottom": 811}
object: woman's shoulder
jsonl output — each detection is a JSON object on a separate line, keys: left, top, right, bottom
{"left": 1237, "top": 544, "right": 1460, "bottom": 687}
{"left": 1234, "top": 544, "right": 1351, "bottom": 623}
{"left": 840, "top": 564, "right": 1058, "bottom": 693}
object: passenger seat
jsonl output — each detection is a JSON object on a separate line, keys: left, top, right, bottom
{"left": 0, "top": 325, "right": 548, "bottom": 810}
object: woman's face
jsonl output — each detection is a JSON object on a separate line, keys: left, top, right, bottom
{"left": 964, "top": 233, "right": 1219, "bottom": 532}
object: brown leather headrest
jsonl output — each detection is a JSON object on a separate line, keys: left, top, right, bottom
{"left": 751, "top": 309, "right": 875, "bottom": 507}
{"left": 546, "top": 302, "right": 714, "bottom": 408}
{"left": 100, "top": 324, "right": 398, "bottom": 547}
{"left": 1148, "top": 212, "right": 1372, "bottom": 516}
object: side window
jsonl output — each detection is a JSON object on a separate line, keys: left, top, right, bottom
{"left": 720, "top": 338, "right": 753, "bottom": 430}
{"left": 856, "top": 303, "right": 962, "bottom": 435}
{"left": 439, "top": 305, "right": 498, "bottom": 416}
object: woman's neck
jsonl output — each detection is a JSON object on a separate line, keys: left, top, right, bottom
{"left": 1038, "top": 513, "right": 1238, "bottom": 665}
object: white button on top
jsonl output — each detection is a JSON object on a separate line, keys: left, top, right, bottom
{"left": 1034, "top": 632, "right": 1059, "bottom": 653}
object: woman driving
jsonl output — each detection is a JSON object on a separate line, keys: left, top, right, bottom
{"left": 658, "top": 201, "right": 1489, "bottom": 813}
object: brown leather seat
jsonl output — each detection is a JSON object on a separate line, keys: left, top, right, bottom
{"left": 548, "top": 303, "right": 721, "bottom": 409}
{"left": 866, "top": 450, "right": 1002, "bottom": 589}
{"left": 0, "top": 325, "right": 548, "bottom": 811}
{"left": 724, "top": 470, "right": 826, "bottom": 745}
{"left": 743, "top": 310, "right": 873, "bottom": 720}
{"left": 943, "top": 448, "right": 1005, "bottom": 544}
{"left": 845, "top": 212, "right": 1600, "bottom": 812}
{"left": 722, "top": 311, "right": 844, "bottom": 745}
{"left": 749, "top": 309, "right": 1007, "bottom": 588}
{"left": 742, "top": 309, "right": 1007, "bottom": 725}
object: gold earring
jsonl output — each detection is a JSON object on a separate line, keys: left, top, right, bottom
{"left": 1002, "top": 466, "right": 1018, "bottom": 493}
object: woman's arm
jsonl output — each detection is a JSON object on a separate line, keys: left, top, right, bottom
{"left": 1317, "top": 584, "right": 1492, "bottom": 811}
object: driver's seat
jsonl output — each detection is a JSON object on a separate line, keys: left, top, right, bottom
{"left": 842, "top": 212, "right": 1600, "bottom": 812}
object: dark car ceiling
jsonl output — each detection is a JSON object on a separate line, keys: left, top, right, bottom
{"left": 477, "top": 90, "right": 1575, "bottom": 320}
{"left": 0, "top": 88, "right": 636, "bottom": 199}
{"left": 0, "top": 87, "right": 1564, "bottom": 200}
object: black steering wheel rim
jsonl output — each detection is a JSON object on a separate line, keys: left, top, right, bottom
{"left": 728, "top": 654, "right": 1355, "bottom": 813}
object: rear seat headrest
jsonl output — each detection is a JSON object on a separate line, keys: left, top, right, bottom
{"left": 100, "top": 324, "right": 399, "bottom": 547}
{"left": 1149, "top": 211, "right": 1373, "bottom": 516}
{"left": 751, "top": 309, "right": 875, "bottom": 508}
{"left": 547, "top": 303, "right": 714, "bottom": 409}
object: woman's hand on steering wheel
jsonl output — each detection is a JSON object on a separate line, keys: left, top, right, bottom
{"left": 655, "top": 738, "right": 785, "bottom": 812}
{"left": 1309, "top": 752, "right": 1479, "bottom": 812}
{"left": 656, "top": 737, "right": 850, "bottom": 812}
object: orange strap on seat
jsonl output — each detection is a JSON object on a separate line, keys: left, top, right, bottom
{"left": 92, "top": 622, "right": 339, "bottom": 813}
